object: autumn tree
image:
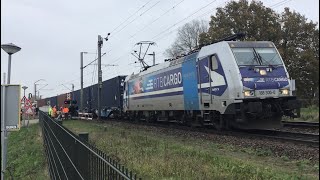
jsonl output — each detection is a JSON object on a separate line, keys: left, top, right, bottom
{"left": 198, "top": 0, "right": 319, "bottom": 101}
{"left": 279, "top": 8, "right": 319, "bottom": 100}
{"left": 199, "top": 0, "right": 281, "bottom": 46}
{"left": 165, "top": 20, "right": 208, "bottom": 58}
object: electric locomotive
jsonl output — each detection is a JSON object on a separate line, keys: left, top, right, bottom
{"left": 123, "top": 35, "right": 300, "bottom": 129}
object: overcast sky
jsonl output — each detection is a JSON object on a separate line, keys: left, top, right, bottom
{"left": 1, "top": 0, "right": 319, "bottom": 98}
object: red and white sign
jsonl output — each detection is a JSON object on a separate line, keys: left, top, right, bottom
{"left": 21, "top": 96, "right": 34, "bottom": 114}
{"left": 67, "top": 93, "right": 71, "bottom": 100}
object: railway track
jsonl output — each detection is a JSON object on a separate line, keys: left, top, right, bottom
{"left": 282, "top": 121, "right": 319, "bottom": 128}
{"left": 242, "top": 129, "right": 319, "bottom": 146}
{"left": 74, "top": 117, "right": 319, "bottom": 147}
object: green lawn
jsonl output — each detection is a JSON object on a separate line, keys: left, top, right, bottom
{"left": 63, "top": 120, "right": 319, "bottom": 180}
{"left": 283, "top": 105, "right": 319, "bottom": 122}
{"left": 4, "top": 124, "right": 49, "bottom": 180}
{"left": 300, "top": 105, "right": 319, "bottom": 122}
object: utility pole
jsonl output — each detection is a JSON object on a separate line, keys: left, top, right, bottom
{"left": 34, "top": 84, "right": 36, "bottom": 102}
{"left": 72, "top": 84, "right": 74, "bottom": 101}
{"left": 96, "top": 33, "right": 110, "bottom": 120}
{"left": 34, "top": 79, "right": 45, "bottom": 103}
{"left": 80, "top": 52, "right": 87, "bottom": 113}
{"left": 71, "top": 83, "right": 74, "bottom": 107}
{"left": 97, "top": 35, "right": 103, "bottom": 120}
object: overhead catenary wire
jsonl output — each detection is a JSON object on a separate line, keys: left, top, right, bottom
{"left": 103, "top": 0, "right": 222, "bottom": 72}
{"left": 151, "top": 0, "right": 218, "bottom": 40}
{"left": 153, "top": 4, "right": 222, "bottom": 42}
{"left": 46, "top": 0, "right": 293, "bottom": 98}
{"left": 111, "top": 0, "right": 161, "bottom": 37}
{"left": 110, "top": 0, "right": 154, "bottom": 34}
{"left": 129, "top": 0, "right": 186, "bottom": 38}
{"left": 270, "top": 0, "right": 292, "bottom": 8}
{"left": 43, "top": 0, "right": 225, "bottom": 97}
{"left": 103, "top": 0, "right": 186, "bottom": 63}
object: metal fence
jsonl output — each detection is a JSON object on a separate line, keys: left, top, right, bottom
{"left": 39, "top": 111, "right": 141, "bottom": 180}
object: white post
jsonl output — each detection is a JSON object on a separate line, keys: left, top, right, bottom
{"left": 1, "top": 86, "right": 7, "bottom": 180}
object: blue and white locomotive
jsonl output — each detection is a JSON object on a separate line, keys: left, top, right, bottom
{"left": 123, "top": 39, "right": 300, "bottom": 129}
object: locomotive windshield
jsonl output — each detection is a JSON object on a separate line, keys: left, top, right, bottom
{"left": 232, "top": 47, "right": 283, "bottom": 66}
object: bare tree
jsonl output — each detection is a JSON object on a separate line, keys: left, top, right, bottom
{"left": 165, "top": 20, "right": 208, "bottom": 58}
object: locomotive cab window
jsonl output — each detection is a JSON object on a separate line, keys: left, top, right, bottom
{"left": 210, "top": 55, "right": 218, "bottom": 70}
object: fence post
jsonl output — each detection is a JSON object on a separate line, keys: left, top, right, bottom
{"left": 77, "top": 132, "right": 89, "bottom": 179}
{"left": 79, "top": 132, "right": 89, "bottom": 142}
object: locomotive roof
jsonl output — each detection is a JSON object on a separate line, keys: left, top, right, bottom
{"left": 126, "top": 41, "right": 276, "bottom": 81}
{"left": 227, "top": 41, "right": 275, "bottom": 48}
{"left": 127, "top": 51, "right": 199, "bottom": 81}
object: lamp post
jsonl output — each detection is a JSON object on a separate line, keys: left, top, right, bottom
{"left": 1, "top": 43, "right": 21, "bottom": 180}
{"left": 1, "top": 43, "right": 21, "bottom": 84}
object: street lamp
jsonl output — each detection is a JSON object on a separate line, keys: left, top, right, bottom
{"left": 1, "top": 43, "right": 21, "bottom": 180}
{"left": 1, "top": 43, "right": 21, "bottom": 84}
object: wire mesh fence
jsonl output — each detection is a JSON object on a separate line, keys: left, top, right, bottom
{"left": 39, "top": 111, "right": 141, "bottom": 180}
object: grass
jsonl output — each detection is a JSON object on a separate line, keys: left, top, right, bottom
{"left": 283, "top": 105, "right": 319, "bottom": 122}
{"left": 4, "top": 124, "right": 49, "bottom": 180}
{"left": 299, "top": 105, "right": 319, "bottom": 122}
{"left": 63, "top": 120, "right": 319, "bottom": 180}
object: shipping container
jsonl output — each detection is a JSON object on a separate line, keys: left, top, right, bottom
{"left": 51, "top": 76, "right": 127, "bottom": 112}
{"left": 101, "top": 76, "right": 126, "bottom": 109}
{"left": 48, "top": 96, "right": 58, "bottom": 107}
{"left": 57, "top": 93, "right": 67, "bottom": 108}
{"left": 73, "top": 89, "right": 80, "bottom": 108}
{"left": 37, "top": 98, "right": 46, "bottom": 107}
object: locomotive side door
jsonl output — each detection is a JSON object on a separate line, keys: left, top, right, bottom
{"left": 198, "top": 55, "right": 218, "bottom": 106}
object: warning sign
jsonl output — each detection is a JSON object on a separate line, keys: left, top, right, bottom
{"left": 67, "top": 93, "right": 71, "bottom": 100}
{"left": 21, "top": 96, "right": 33, "bottom": 114}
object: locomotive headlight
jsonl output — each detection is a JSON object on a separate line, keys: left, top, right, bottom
{"left": 244, "top": 90, "right": 255, "bottom": 97}
{"left": 280, "top": 89, "right": 289, "bottom": 95}
{"left": 259, "top": 69, "right": 267, "bottom": 75}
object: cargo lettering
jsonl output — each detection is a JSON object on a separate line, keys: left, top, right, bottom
{"left": 153, "top": 72, "right": 182, "bottom": 89}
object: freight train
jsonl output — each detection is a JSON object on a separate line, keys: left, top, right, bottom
{"left": 38, "top": 36, "right": 301, "bottom": 129}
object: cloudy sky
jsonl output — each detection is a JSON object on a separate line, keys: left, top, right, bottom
{"left": 1, "top": 0, "right": 319, "bottom": 98}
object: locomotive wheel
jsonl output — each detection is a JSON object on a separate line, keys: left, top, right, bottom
{"left": 213, "top": 115, "right": 226, "bottom": 130}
